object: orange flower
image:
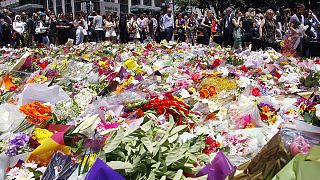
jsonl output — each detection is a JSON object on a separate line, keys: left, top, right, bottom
{"left": 19, "top": 101, "right": 52, "bottom": 125}
{"left": 208, "top": 86, "right": 217, "bottom": 96}
{"left": 199, "top": 89, "right": 209, "bottom": 99}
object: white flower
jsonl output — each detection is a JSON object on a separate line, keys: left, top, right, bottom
{"left": 36, "top": 166, "right": 47, "bottom": 174}
{"left": 315, "top": 104, "right": 320, "bottom": 119}
{"left": 6, "top": 167, "right": 20, "bottom": 179}
{"left": 15, "top": 169, "right": 35, "bottom": 180}
{"left": 73, "top": 114, "right": 100, "bottom": 137}
{"left": 217, "top": 67, "right": 229, "bottom": 76}
{"left": 237, "top": 76, "right": 251, "bottom": 88}
{"left": 23, "top": 162, "right": 38, "bottom": 169}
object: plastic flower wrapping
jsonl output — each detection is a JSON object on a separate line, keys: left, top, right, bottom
{"left": 0, "top": 42, "right": 320, "bottom": 179}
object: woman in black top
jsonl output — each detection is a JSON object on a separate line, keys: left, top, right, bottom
{"left": 201, "top": 10, "right": 213, "bottom": 45}
{"left": 242, "top": 12, "right": 254, "bottom": 49}
{"left": 56, "top": 13, "right": 69, "bottom": 45}
{"left": 49, "top": 15, "right": 57, "bottom": 46}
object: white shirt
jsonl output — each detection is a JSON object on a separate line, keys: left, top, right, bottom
{"left": 13, "top": 21, "right": 25, "bottom": 34}
{"left": 163, "top": 14, "right": 174, "bottom": 29}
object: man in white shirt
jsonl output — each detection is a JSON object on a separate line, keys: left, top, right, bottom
{"left": 93, "top": 10, "right": 104, "bottom": 43}
{"left": 162, "top": 8, "right": 174, "bottom": 42}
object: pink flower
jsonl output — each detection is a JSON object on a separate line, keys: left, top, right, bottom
{"left": 290, "top": 136, "right": 311, "bottom": 156}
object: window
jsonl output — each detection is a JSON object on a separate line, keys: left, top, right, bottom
{"left": 143, "top": 0, "right": 151, "bottom": 6}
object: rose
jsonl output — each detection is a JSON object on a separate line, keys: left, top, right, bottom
{"left": 251, "top": 87, "right": 261, "bottom": 97}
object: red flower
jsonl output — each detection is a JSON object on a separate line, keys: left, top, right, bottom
{"left": 212, "top": 59, "right": 221, "bottom": 67}
{"left": 275, "top": 71, "right": 281, "bottom": 79}
{"left": 252, "top": 87, "right": 261, "bottom": 97}
{"left": 260, "top": 113, "right": 269, "bottom": 121}
{"left": 205, "top": 136, "right": 214, "bottom": 144}
{"left": 239, "top": 65, "right": 249, "bottom": 72}
{"left": 146, "top": 43, "right": 152, "bottom": 50}
{"left": 38, "top": 61, "right": 48, "bottom": 70}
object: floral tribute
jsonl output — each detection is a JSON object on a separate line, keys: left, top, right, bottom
{"left": 0, "top": 41, "right": 319, "bottom": 179}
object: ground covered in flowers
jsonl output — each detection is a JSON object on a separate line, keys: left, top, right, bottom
{"left": 0, "top": 42, "right": 320, "bottom": 180}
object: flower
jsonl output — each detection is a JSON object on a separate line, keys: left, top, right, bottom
{"left": 290, "top": 136, "right": 311, "bottom": 156}
{"left": 19, "top": 101, "right": 52, "bottom": 125}
{"left": 251, "top": 87, "right": 261, "bottom": 97}
{"left": 6, "top": 133, "right": 30, "bottom": 157}
{"left": 45, "top": 69, "right": 58, "bottom": 79}
{"left": 202, "top": 136, "right": 220, "bottom": 155}
{"left": 32, "top": 128, "right": 53, "bottom": 144}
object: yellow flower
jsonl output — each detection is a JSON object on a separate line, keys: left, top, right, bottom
{"left": 124, "top": 59, "right": 138, "bottom": 70}
{"left": 188, "top": 87, "right": 196, "bottom": 93}
{"left": 32, "top": 128, "right": 53, "bottom": 144}
{"left": 174, "top": 96, "right": 183, "bottom": 102}
{"left": 33, "top": 75, "right": 48, "bottom": 84}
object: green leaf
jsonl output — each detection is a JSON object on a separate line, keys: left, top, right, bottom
{"left": 173, "top": 169, "right": 183, "bottom": 180}
{"left": 186, "top": 153, "right": 197, "bottom": 163}
{"left": 104, "top": 128, "right": 124, "bottom": 153}
{"left": 168, "top": 133, "right": 179, "bottom": 143}
{"left": 196, "top": 154, "right": 211, "bottom": 163}
{"left": 107, "top": 161, "right": 133, "bottom": 170}
{"left": 160, "top": 176, "right": 166, "bottom": 180}
{"left": 185, "top": 175, "right": 208, "bottom": 180}
{"left": 140, "top": 120, "right": 153, "bottom": 132}
{"left": 141, "top": 137, "right": 154, "bottom": 154}
{"left": 168, "top": 115, "right": 175, "bottom": 131}
{"left": 124, "top": 126, "right": 139, "bottom": 137}
{"left": 170, "top": 125, "right": 188, "bottom": 135}
{"left": 165, "top": 144, "right": 188, "bottom": 166}
{"left": 159, "top": 130, "right": 170, "bottom": 145}
{"left": 153, "top": 144, "right": 160, "bottom": 157}
{"left": 304, "top": 112, "right": 313, "bottom": 123}
{"left": 147, "top": 170, "right": 156, "bottom": 180}
{"left": 151, "top": 162, "right": 161, "bottom": 169}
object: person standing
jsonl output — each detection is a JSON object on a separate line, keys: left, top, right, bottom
{"left": 186, "top": 13, "right": 198, "bottom": 45}
{"left": 242, "top": 12, "right": 254, "bottom": 49}
{"left": 162, "top": 8, "right": 174, "bottom": 42}
{"left": 222, "top": 8, "right": 234, "bottom": 47}
{"left": 127, "top": 15, "right": 140, "bottom": 42}
{"left": 259, "top": 9, "right": 277, "bottom": 50}
{"left": 104, "top": 14, "right": 117, "bottom": 42}
{"left": 56, "top": 14, "right": 69, "bottom": 45}
{"left": 35, "top": 14, "right": 49, "bottom": 46}
{"left": 119, "top": 14, "right": 128, "bottom": 43}
{"left": 201, "top": 10, "right": 213, "bottom": 45}
{"left": 93, "top": 10, "right": 104, "bottom": 43}
{"left": 282, "top": 4, "right": 306, "bottom": 56}
{"left": 76, "top": 20, "right": 84, "bottom": 45}
{"left": 12, "top": 15, "right": 25, "bottom": 48}
{"left": 48, "top": 14, "right": 57, "bottom": 46}
{"left": 175, "top": 13, "right": 186, "bottom": 42}
{"left": 232, "top": 9, "right": 243, "bottom": 50}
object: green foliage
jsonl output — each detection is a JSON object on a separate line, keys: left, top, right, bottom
{"left": 103, "top": 114, "right": 209, "bottom": 180}
{"left": 300, "top": 71, "right": 320, "bottom": 88}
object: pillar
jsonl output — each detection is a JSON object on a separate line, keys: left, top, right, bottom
{"left": 140, "top": 0, "right": 143, "bottom": 5}
{"left": 52, "top": 0, "right": 57, "bottom": 14}
{"left": 71, "top": 0, "right": 75, "bottom": 17}
{"left": 128, "top": 0, "right": 132, "bottom": 13}
{"left": 62, "top": 0, "right": 65, "bottom": 14}
{"left": 151, "top": 0, "right": 155, "bottom": 6}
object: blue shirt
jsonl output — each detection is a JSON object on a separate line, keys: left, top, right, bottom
{"left": 163, "top": 14, "right": 174, "bottom": 29}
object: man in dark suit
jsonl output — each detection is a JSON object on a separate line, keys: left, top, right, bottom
{"left": 222, "top": 7, "right": 234, "bottom": 47}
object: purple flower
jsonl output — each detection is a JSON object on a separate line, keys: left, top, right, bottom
{"left": 45, "top": 69, "right": 58, "bottom": 79}
{"left": 6, "top": 133, "right": 30, "bottom": 157}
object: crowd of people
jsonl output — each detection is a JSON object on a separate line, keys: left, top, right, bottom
{"left": 0, "top": 4, "right": 319, "bottom": 57}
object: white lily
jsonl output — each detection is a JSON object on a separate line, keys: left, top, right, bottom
{"left": 73, "top": 114, "right": 100, "bottom": 137}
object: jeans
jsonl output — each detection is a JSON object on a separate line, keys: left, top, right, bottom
{"left": 165, "top": 27, "right": 173, "bottom": 42}
{"left": 42, "top": 36, "right": 50, "bottom": 46}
